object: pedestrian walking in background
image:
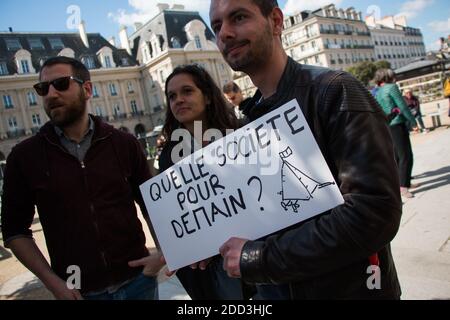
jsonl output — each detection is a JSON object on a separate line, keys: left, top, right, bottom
{"left": 375, "top": 69, "right": 419, "bottom": 198}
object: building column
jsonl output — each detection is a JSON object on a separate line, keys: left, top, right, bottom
{"left": 119, "top": 81, "right": 132, "bottom": 118}
{"left": 16, "top": 90, "right": 32, "bottom": 135}
{"left": 101, "top": 83, "right": 114, "bottom": 121}
{"left": 0, "top": 111, "right": 6, "bottom": 139}
{"left": 135, "top": 78, "right": 146, "bottom": 115}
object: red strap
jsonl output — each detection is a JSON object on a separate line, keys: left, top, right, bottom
{"left": 369, "top": 253, "right": 379, "bottom": 266}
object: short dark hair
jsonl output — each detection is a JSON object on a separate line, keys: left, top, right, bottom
{"left": 40, "top": 56, "right": 91, "bottom": 82}
{"left": 373, "top": 68, "right": 396, "bottom": 86}
{"left": 222, "top": 82, "right": 241, "bottom": 94}
{"left": 163, "top": 64, "right": 238, "bottom": 140}
{"left": 251, "top": 0, "right": 279, "bottom": 17}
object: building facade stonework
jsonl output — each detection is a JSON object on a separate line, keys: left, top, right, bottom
{"left": 0, "top": 4, "right": 233, "bottom": 159}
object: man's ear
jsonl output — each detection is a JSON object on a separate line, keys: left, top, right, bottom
{"left": 271, "top": 7, "right": 284, "bottom": 37}
{"left": 83, "top": 81, "right": 93, "bottom": 99}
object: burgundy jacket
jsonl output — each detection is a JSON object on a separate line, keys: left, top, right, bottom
{"left": 1, "top": 116, "right": 151, "bottom": 293}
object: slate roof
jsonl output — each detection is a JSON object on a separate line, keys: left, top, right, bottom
{"left": 129, "top": 9, "right": 215, "bottom": 60}
{"left": 0, "top": 32, "right": 137, "bottom": 76}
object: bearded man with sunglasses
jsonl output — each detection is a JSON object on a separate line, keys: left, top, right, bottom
{"left": 1, "top": 56, "right": 160, "bottom": 300}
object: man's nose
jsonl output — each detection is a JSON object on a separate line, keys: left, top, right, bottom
{"left": 218, "top": 22, "right": 234, "bottom": 42}
{"left": 46, "top": 84, "right": 60, "bottom": 97}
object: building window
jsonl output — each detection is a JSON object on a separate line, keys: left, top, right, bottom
{"left": 142, "top": 47, "right": 150, "bottom": 63}
{"left": 3, "top": 95, "right": 13, "bottom": 109}
{"left": 31, "top": 114, "right": 41, "bottom": 126}
{"left": 104, "top": 55, "right": 112, "bottom": 68}
{"left": 49, "top": 38, "right": 64, "bottom": 50}
{"left": 93, "top": 85, "right": 99, "bottom": 98}
{"left": 113, "top": 104, "right": 121, "bottom": 116}
{"left": 159, "top": 70, "right": 166, "bottom": 83}
{"left": 151, "top": 94, "right": 161, "bottom": 112}
{"left": 21, "top": 60, "right": 30, "bottom": 73}
{"left": 82, "top": 56, "right": 95, "bottom": 69}
{"left": 121, "top": 58, "right": 129, "bottom": 66}
{"left": 171, "top": 37, "right": 181, "bottom": 48}
{"left": 28, "top": 38, "right": 45, "bottom": 50}
{"left": 8, "top": 116, "right": 18, "bottom": 130}
{"left": 109, "top": 83, "right": 117, "bottom": 96}
{"left": 127, "top": 82, "right": 134, "bottom": 93}
{"left": 0, "top": 62, "right": 8, "bottom": 75}
{"left": 28, "top": 92, "right": 37, "bottom": 106}
{"left": 194, "top": 35, "right": 202, "bottom": 49}
{"left": 131, "top": 100, "right": 138, "bottom": 114}
{"left": 95, "top": 106, "right": 104, "bottom": 117}
{"left": 5, "top": 39, "right": 22, "bottom": 51}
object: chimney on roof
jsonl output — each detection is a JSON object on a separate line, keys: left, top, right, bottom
{"left": 78, "top": 20, "right": 89, "bottom": 48}
{"left": 171, "top": 4, "right": 185, "bottom": 10}
{"left": 134, "top": 22, "right": 143, "bottom": 32}
{"left": 109, "top": 37, "right": 116, "bottom": 47}
{"left": 119, "top": 25, "right": 131, "bottom": 55}
{"left": 157, "top": 3, "right": 170, "bottom": 13}
{"left": 8, "top": 27, "right": 13, "bottom": 33}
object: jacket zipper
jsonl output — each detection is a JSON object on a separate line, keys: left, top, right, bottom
{"left": 43, "top": 132, "right": 113, "bottom": 272}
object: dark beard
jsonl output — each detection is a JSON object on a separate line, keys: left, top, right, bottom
{"left": 46, "top": 91, "right": 87, "bottom": 128}
{"left": 224, "top": 23, "right": 273, "bottom": 73}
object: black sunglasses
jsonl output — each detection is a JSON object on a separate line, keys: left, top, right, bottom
{"left": 33, "top": 76, "right": 85, "bottom": 96}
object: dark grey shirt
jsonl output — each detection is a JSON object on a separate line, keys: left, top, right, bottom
{"left": 54, "top": 116, "right": 95, "bottom": 162}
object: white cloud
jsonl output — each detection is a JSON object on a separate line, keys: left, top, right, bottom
{"left": 426, "top": 40, "right": 443, "bottom": 51}
{"left": 428, "top": 18, "right": 450, "bottom": 33}
{"left": 108, "top": 0, "right": 210, "bottom": 28}
{"left": 283, "top": 0, "right": 343, "bottom": 15}
{"left": 396, "top": 0, "right": 434, "bottom": 20}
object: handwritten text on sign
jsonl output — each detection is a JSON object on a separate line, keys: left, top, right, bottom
{"left": 140, "top": 99, "right": 344, "bottom": 271}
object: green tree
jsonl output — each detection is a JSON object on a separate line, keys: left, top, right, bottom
{"left": 374, "top": 60, "right": 391, "bottom": 70}
{"left": 347, "top": 61, "right": 377, "bottom": 85}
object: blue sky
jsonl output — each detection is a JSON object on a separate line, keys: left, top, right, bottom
{"left": 0, "top": 0, "right": 449, "bottom": 50}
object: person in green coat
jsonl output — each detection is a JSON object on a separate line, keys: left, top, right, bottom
{"left": 374, "top": 69, "right": 418, "bottom": 198}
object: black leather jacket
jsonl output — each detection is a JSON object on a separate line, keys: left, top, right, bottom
{"left": 240, "top": 58, "right": 402, "bottom": 299}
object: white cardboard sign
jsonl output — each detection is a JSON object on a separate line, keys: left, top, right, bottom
{"left": 140, "top": 99, "right": 344, "bottom": 271}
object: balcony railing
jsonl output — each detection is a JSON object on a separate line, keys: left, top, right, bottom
{"left": 31, "top": 127, "right": 40, "bottom": 134}
{"left": 131, "top": 110, "right": 145, "bottom": 117}
{"left": 320, "top": 28, "right": 338, "bottom": 34}
{"left": 113, "top": 113, "right": 127, "bottom": 120}
{"left": 7, "top": 129, "right": 26, "bottom": 139}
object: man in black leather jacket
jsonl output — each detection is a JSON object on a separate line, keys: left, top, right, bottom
{"left": 210, "top": 0, "right": 402, "bottom": 299}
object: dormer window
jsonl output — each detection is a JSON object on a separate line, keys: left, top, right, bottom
{"left": 171, "top": 37, "right": 181, "bottom": 48}
{"left": 104, "top": 55, "right": 112, "bottom": 68}
{"left": 58, "top": 48, "right": 75, "bottom": 58}
{"left": 49, "top": 38, "right": 65, "bottom": 50}
{"left": 0, "top": 62, "right": 8, "bottom": 75}
{"left": 194, "top": 36, "right": 202, "bottom": 49}
{"left": 5, "top": 39, "right": 22, "bottom": 51}
{"left": 82, "top": 56, "right": 95, "bottom": 69}
{"left": 121, "top": 58, "right": 129, "bottom": 66}
{"left": 15, "top": 49, "right": 35, "bottom": 74}
{"left": 184, "top": 20, "right": 211, "bottom": 51}
{"left": 21, "top": 60, "right": 30, "bottom": 73}
{"left": 97, "top": 47, "right": 116, "bottom": 69}
{"left": 28, "top": 38, "right": 45, "bottom": 50}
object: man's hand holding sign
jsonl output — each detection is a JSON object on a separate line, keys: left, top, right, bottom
{"left": 140, "top": 99, "right": 344, "bottom": 273}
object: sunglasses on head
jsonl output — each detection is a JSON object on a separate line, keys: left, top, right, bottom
{"left": 33, "top": 76, "right": 85, "bottom": 96}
